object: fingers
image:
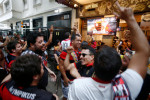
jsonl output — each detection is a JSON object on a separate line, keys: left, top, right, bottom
{"left": 115, "top": 1, "right": 123, "bottom": 12}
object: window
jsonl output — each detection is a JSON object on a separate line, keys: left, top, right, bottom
{"left": 33, "top": 0, "right": 41, "bottom": 6}
{"left": 23, "top": 0, "right": 28, "bottom": 10}
{"left": 5, "top": 1, "right": 10, "bottom": 12}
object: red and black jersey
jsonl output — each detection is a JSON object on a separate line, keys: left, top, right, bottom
{"left": 5, "top": 53, "right": 16, "bottom": 69}
{"left": 74, "top": 61, "right": 94, "bottom": 77}
{"left": 0, "top": 80, "right": 56, "bottom": 100}
{"left": 60, "top": 49, "right": 81, "bottom": 80}
{"left": 60, "top": 49, "right": 81, "bottom": 62}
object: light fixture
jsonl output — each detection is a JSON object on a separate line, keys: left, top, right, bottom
{"left": 74, "top": 4, "right": 78, "bottom": 7}
{"left": 148, "top": 5, "right": 150, "bottom": 8}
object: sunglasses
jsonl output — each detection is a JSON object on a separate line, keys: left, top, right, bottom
{"left": 80, "top": 53, "right": 91, "bottom": 57}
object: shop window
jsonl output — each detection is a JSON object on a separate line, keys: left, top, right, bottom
{"left": 23, "top": 0, "right": 28, "bottom": 10}
{"left": 33, "top": 0, "right": 41, "bottom": 6}
{"left": 33, "top": 18, "right": 43, "bottom": 28}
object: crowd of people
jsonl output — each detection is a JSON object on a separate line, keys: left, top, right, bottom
{"left": 0, "top": 2, "right": 150, "bottom": 100}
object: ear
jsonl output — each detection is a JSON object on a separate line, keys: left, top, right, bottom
{"left": 12, "top": 49, "right": 16, "bottom": 53}
{"left": 33, "top": 75, "right": 39, "bottom": 80}
{"left": 71, "top": 40, "right": 74, "bottom": 44}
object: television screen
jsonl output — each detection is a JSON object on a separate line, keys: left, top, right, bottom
{"left": 87, "top": 17, "right": 117, "bottom": 35}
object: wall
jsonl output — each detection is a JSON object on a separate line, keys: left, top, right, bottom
{"left": 22, "top": 0, "right": 66, "bottom": 18}
{"left": 12, "top": 0, "right": 23, "bottom": 12}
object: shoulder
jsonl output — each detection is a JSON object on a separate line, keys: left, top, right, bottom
{"left": 121, "top": 69, "right": 143, "bottom": 99}
{"left": 69, "top": 78, "right": 93, "bottom": 97}
{"left": 35, "top": 90, "right": 54, "bottom": 100}
{"left": 72, "top": 77, "right": 92, "bottom": 87}
{"left": 21, "top": 50, "right": 35, "bottom": 56}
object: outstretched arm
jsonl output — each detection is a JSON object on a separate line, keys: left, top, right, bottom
{"left": 114, "top": 2, "right": 150, "bottom": 79}
{"left": 45, "top": 25, "right": 53, "bottom": 47}
{"left": 0, "top": 36, "right": 9, "bottom": 48}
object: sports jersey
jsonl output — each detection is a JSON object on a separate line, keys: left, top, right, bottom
{"left": 74, "top": 61, "right": 94, "bottom": 77}
{"left": 0, "top": 80, "right": 56, "bottom": 100}
{"left": 5, "top": 53, "right": 16, "bottom": 69}
{"left": 21, "top": 50, "right": 48, "bottom": 90}
{"left": 68, "top": 69, "right": 143, "bottom": 100}
{"left": 61, "top": 39, "right": 71, "bottom": 51}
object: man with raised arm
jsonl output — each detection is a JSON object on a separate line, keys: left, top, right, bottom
{"left": 64, "top": 46, "right": 95, "bottom": 78}
{"left": 59, "top": 34, "right": 81, "bottom": 100}
{"left": 68, "top": 2, "right": 150, "bottom": 100}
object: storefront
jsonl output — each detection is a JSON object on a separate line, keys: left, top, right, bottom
{"left": 73, "top": 0, "right": 150, "bottom": 47}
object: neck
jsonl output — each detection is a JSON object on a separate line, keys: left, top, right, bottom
{"left": 11, "top": 53, "right": 19, "bottom": 56}
{"left": 29, "top": 47, "right": 35, "bottom": 52}
{"left": 30, "top": 80, "right": 38, "bottom": 86}
{"left": 73, "top": 47, "right": 78, "bottom": 51}
{"left": 92, "top": 75, "right": 111, "bottom": 84}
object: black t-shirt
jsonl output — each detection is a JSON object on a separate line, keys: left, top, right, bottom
{"left": 0, "top": 67, "right": 8, "bottom": 83}
{"left": 75, "top": 61, "right": 94, "bottom": 77}
{"left": 0, "top": 80, "right": 56, "bottom": 100}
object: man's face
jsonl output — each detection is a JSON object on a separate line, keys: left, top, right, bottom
{"left": 34, "top": 36, "right": 45, "bottom": 52}
{"left": 80, "top": 49, "right": 94, "bottom": 65}
{"left": 72, "top": 36, "right": 81, "bottom": 49}
{"left": 15, "top": 43, "right": 22, "bottom": 54}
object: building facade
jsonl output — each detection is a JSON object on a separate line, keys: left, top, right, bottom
{"left": 0, "top": 0, "right": 76, "bottom": 34}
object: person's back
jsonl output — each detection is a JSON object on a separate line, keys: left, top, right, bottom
{"left": 0, "top": 80, "right": 55, "bottom": 100}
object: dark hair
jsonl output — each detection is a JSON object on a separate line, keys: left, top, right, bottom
{"left": 11, "top": 54, "right": 41, "bottom": 87}
{"left": 64, "top": 32, "right": 70, "bottom": 39}
{"left": 54, "top": 39, "right": 60, "bottom": 46}
{"left": 27, "top": 31, "right": 44, "bottom": 47}
{"left": 81, "top": 41, "right": 88, "bottom": 49}
{"left": 71, "top": 34, "right": 81, "bottom": 41}
{"left": 94, "top": 45, "right": 122, "bottom": 81}
{"left": 82, "top": 46, "right": 96, "bottom": 55}
{"left": 7, "top": 40, "right": 19, "bottom": 53}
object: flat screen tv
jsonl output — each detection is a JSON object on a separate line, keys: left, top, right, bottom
{"left": 87, "top": 17, "right": 117, "bottom": 35}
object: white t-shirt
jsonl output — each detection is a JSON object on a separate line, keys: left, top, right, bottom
{"left": 61, "top": 39, "right": 71, "bottom": 51}
{"left": 68, "top": 69, "right": 143, "bottom": 100}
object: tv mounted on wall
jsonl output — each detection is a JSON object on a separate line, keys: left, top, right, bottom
{"left": 87, "top": 17, "right": 117, "bottom": 35}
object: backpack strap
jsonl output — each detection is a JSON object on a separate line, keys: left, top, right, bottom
{"left": 112, "top": 74, "right": 132, "bottom": 100}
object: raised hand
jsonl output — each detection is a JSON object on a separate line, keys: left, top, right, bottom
{"left": 113, "top": 1, "right": 135, "bottom": 22}
{"left": 49, "top": 25, "right": 54, "bottom": 33}
{"left": 67, "top": 46, "right": 74, "bottom": 54}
